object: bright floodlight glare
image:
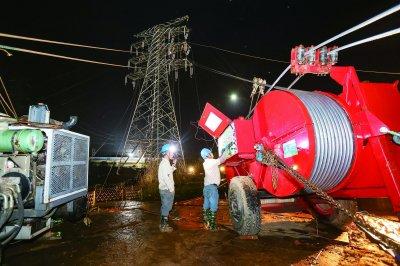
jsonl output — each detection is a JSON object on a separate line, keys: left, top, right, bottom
{"left": 188, "top": 166, "right": 195, "bottom": 174}
{"left": 230, "top": 93, "right": 238, "bottom": 102}
{"left": 128, "top": 152, "right": 134, "bottom": 157}
{"left": 169, "top": 145, "right": 177, "bottom": 153}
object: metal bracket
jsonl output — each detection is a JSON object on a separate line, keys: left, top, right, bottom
{"left": 380, "top": 127, "right": 400, "bottom": 145}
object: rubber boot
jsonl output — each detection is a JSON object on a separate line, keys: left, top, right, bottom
{"left": 159, "top": 216, "right": 173, "bottom": 233}
{"left": 209, "top": 211, "right": 217, "bottom": 231}
{"left": 203, "top": 209, "right": 210, "bottom": 229}
{"left": 206, "top": 209, "right": 212, "bottom": 227}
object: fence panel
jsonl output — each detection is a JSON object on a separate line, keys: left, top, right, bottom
{"left": 87, "top": 184, "right": 142, "bottom": 206}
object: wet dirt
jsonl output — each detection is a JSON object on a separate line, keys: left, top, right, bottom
{"left": 3, "top": 199, "right": 397, "bottom": 266}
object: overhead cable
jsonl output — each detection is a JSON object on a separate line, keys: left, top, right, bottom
{"left": 0, "top": 44, "right": 130, "bottom": 68}
{"left": 0, "top": 93, "right": 13, "bottom": 117}
{"left": 286, "top": 75, "right": 304, "bottom": 90}
{"left": 194, "top": 62, "right": 252, "bottom": 82}
{"left": 0, "top": 32, "right": 130, "bottom": 53}
{"left": 0, "top": 77, "right": 17, "bottom": 118}
{"left": 265, "top": 65, "right": 291, "bottom": 93}
{"left": 43, "top": 72, "right": 104, "bottom": 100}
{"left": 191, "top": 41, "right": 400, "bottom": 76}
{"left": 310, "top": 4, "right": 400, "bottom": 52}
{"left": 357, "top": 69, "right": 400, "bottom": 75}
{"left": 280, "top": 27, "right": 400, "bottom": 93}
{"left": 194, "top": 62, "right": 287, "bottom": 90}
{"left": 330, "top": 27, "right": 400, "bottom": 53}
{"left": 265, "top": 3, "right": 400, "bottom": 94}
{"left": 190, "top": 42, "right": 288, "bottom": 63}
{"left": 92, "top": 93, "right": 136, "bottom": 156}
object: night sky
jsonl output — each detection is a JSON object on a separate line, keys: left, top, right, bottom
{"left": 0, "top": 1, "right": 399, "bottom": 161}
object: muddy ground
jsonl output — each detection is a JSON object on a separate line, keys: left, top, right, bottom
{"left": 3, "top": 198, "right": 397, "bottom": 266}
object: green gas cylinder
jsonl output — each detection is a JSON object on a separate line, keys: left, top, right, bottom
{"left": 0, "top": 129, "right": 44, "bottom": 153}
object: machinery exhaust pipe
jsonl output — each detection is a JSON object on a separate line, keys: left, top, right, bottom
{"left": 62, "top": 116, "right": 78, "bottom": 129}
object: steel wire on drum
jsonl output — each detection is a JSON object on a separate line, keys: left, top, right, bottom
{"left": 292, "top": 90, "right": 354, "bottom": 191}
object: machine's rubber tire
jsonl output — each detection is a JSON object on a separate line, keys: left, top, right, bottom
{"left": 228, "top": 176, "right": 261, "bottom": 235}
{"left": 310, "top": 199, "right": 357, "bottom": 230}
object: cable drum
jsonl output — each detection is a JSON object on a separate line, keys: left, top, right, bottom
{"left": 292, "top": 90, "right": 354, "bottom": 191}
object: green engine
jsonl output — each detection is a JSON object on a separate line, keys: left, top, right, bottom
{"left": 0, "top": 105, "right": 89, "bottom": 246}
{"left": 0, "top": 129, "right": 44, "bottom": 154}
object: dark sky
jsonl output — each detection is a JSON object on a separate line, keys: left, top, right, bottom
{"left": 0, "top": 1, "right": 399, "bottom": 161}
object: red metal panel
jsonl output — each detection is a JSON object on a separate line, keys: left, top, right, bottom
{"left": 198, "top": 103, "right": 231, "bottom": 139}
{"left": 232, "top": 118, "right": 255, "bottom": 157}
{"left": 329, "top": 67, "right": 400, "bottom": 212}
{"left": 200, "top": 65, "right": 400, "bottom": 214}
{"left": 251, "top": 90, "right": 316, "bottom": 197}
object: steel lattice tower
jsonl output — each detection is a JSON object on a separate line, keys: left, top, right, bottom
{"left": 122, "top": 16, "right": 192, "bottom": 164}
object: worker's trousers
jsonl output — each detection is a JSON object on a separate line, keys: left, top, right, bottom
{"left": 203, "top": 184, "right": 219, "bottom": 212}
{"left": 160, "top": 189, "right": 174, "bottom": 217}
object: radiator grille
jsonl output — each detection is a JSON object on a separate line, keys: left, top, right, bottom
{"left": 72, "top": 164, "right": 87, "bottom": 189}
{"left": 50, "top": 165, "right": 71, "bottom": 195}
{"left": 74, "top": 138, "right": 88, "bottom": 161}
{"left": 53, "top": 134, "right": 72, "bottom": 162}
{"left": 48, "top": 130, "right": 89, "bottom": 201}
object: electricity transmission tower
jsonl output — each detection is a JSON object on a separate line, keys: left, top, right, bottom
{"left": 122, "top": 16, "right": 192, "bottom": 165}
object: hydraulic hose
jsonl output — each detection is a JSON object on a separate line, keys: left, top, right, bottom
{"left": 0, "top": 209, "right": 13, "bottom": 231}
{"left": 0, "top": 193, "right": 14, "bottom": 230}
{"left": 0, "top": 192, "right": 24, "bottom": 246}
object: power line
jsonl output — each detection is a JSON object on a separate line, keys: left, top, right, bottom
{"left": 265, "top": 65, "right": 291, "bottom": 94}
{"left": 312, "top": 4, "right": 400, "bottom": 53}
{"left": 190, "top": 50, "right": 202, "bottom": 114}
{"left": 190, "top": 42, "right": 288, "bottom": 63}
{"left": 194, "top": 62, "right": 252, "bottom": 83}
{"left": 177, "top": 76, "right": 182, "bottom": 131}
{"left": 76, "top": 125, "right": 116, "bottom": 139}
{"left": 43, "top": 72, "right": 104, "bottom": 101}
{"left": 190, "top": 50, "right": 217, "bottom": 143}
{"left": 192, "top": 41, "right": 400, "bottom": 76}
{"left": 330, "top": 27, "right": 400, "bottom": 53}
{"left": 0, "top": 76, "right": 17, "bottom": 118}
{"left": 356, "top": 69, "right": 400, "bottom": 75}
{"left": 255, "top": 27, "right": 400, "bottom": 113}
{"left": 92, "top": 92, "right": 137, "bottom": 156}
{"left": 265, "top": 3, "right": 400, "bottom": 95}
{"left": 0, "top": 30, "right": 397, "bottom": 76}
{"left": 190, "top": 121, "right": 215, "bottom": 142}
{"left": 37, "top": 67, "right": 82, "bottom": 87}
{"left": 287, "top": 75, "right": 303, "bottom": 90}
{"left": 194, "top": 62, "right": 289, "bottom": 90}
{"left": 0, "top": 44, "right": 130, "bottom": 68}
{"left": 0, "top": 32, "right": 130, "bottom": 53}
{"left": 79, "top": 121, "right": 117, "bottom": 138}
{"left": 275, "top": 27, "right": 400, "bottom": 94}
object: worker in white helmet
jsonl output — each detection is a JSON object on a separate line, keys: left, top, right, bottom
{"left": 200, "top": 148, "right": 226, "bottom": 231}
{"left": 158, "top": 143, "right": 177, "bottom": 232}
